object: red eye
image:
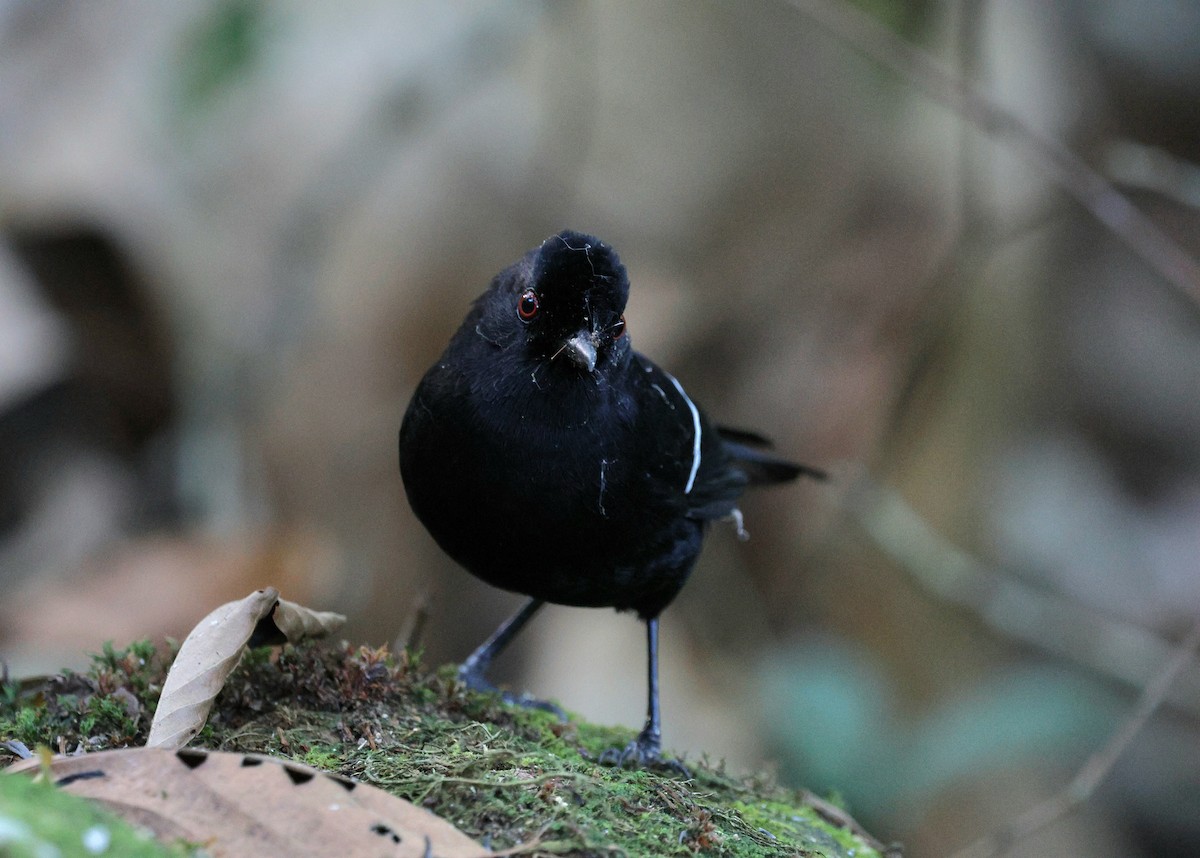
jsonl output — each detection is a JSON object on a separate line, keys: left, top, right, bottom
{"left": 517, "top": 289, "right": 539, "bottom": 321}
{"left": 612, "top": 315, "right": 626, "bottom": 339}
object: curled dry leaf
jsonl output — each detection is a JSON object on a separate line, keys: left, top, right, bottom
{"left": 146, "top": 587, "right": 281, "bottom": 750}
{"left": 270, "top": 597, "right": 346, "bottom": 641}
{"left": 146, "top": 589, "right": 348, "bottom": 750}
{"left": 7, "top": 747, "right": 488, "bottom": 857}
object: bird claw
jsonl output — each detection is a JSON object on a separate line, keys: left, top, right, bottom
{"left": 457, "top": 665, "right": 567, "bottom": 721}
{"left": 599, "top": 736, "right": 689, "bottom": 776}
{"left": 501, "top": 690, "right": 567, "bottom": 721}
{"left": 456, "top": 663, "right": 495, "bottom": 693}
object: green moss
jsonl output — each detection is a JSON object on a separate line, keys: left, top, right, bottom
{"left": 731, "top": 800, "right": 870, "bottom": 855}
{"left": 300, "top": 745, "right": 344, "bottom": 771}
{"left": 1, "top": 639, "right": 889, "bottom": 857}
{"left": 1, "top": 640, "right": 169, "bottom": 752}
{"left": 0, "top": 770, "right": 193, "bottom": 857}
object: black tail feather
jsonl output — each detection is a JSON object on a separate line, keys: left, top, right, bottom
{"left": 717, "top": 426, "right": 827, "bottom": 486}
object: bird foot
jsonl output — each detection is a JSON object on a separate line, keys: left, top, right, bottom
{"left": 501, "top": 690, "right": 567, "bottom": 720}
{"left": 599, "top": 734, "right": 689, "bottom": 776}
{"left": 456, "top": 664, "right": 567, "bottom": 721}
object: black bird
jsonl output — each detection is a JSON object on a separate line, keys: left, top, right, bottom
{"left": 399, "top": 230, "right": 823, "bottom": 768}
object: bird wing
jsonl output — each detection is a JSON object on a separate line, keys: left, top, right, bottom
{"left": 630, "top": 355, "right": 748, "bottom": 522}
{"left": 630, "top": 354, "right": 827, "bottom": 523}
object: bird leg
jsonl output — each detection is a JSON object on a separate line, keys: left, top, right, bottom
{"left": 457, "top": 598, "right": 564, "bottom": 718}
{"left": 600, "top": 617, "right": 689, "bottom": 775}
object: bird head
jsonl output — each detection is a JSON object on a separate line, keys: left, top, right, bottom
{"left": 477, "top": 230, "right": 631, "bottom": 379}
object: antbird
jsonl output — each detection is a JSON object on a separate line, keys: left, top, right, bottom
{"left": 399, "top": 230, "right": 823, "bottom": 767}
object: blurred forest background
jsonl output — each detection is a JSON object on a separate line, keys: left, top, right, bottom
{"left": 2, "top": 1, "right": 1199, "bottom": 855}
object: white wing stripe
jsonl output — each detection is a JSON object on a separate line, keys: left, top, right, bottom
{"left": 664, "top": 371, "right": 701, "bottom": 494}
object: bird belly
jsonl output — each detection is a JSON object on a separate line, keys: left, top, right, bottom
{"left": 401, "top": 403, "right": 701, "bottom": 617}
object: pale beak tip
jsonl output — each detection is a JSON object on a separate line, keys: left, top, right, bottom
{"left": 564, "top": 334, "right": 598, "bottom": 373}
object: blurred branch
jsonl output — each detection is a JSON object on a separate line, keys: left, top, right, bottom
{"left": 1103, "top": 140, "right": 1200, "bottom": 211}
{"left": 866, "top": 0, "right": 988, "bottom": 472}
{"left": 784, "top": 0, "right": 1200, "bottom": 313}
{"left": 847, "top": 476, "right": 1200, "bottom": 717}
{"left": 948, "top": 617, "right": 1200, "bottom": 858}
{"left": 953, "top": 0, "right": 986, "bottom": 235}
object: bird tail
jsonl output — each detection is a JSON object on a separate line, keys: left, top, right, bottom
{"left": 717, "top": 426, "right": 827, "bottom": 486}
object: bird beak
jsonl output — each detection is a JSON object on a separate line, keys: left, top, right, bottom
{"left": 562, "top": 332, "right": 598, "bottom": 373}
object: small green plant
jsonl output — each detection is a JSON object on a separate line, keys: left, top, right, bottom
{"left": 1, "top": 639, "right": 170, "bottom": 752}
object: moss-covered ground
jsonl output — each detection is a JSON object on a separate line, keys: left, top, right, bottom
{"left": 1, "top": 640, "right": 891, "bottom": 857}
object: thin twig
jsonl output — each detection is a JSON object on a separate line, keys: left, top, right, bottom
{"left": 396, "top": 588, "right": 432, "bottom": 652}
{"left": 949, "top": 617, "right": 1200, "bottom": 858}
{"left": 782, "top": 0, "right": 1200, "bottom": 312}
{"left": 846, "top": 476, "right": 1200, "bottom": 850}
{"left": 849, "top": 477, "right": 1200, "bottom": 716}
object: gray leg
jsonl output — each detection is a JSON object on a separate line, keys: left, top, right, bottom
{"left": 458, "top": 598, "right": 563, "bottom": 717}
{"left": 458, "top": 597, "right": 544, "bottom": 687}
{"left": 600, "top": 618, "right": 688, "bottom": 775}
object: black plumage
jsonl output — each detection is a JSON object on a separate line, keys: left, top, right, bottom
{"left": 399, "top": 230, "right": 823, "bottom": 767}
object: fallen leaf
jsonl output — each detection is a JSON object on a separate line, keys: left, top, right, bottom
{"left": 145, "top": 587, "right": 280, "bottom": 750}
{"left": 7, "top": 747, "right": 487, "bottom": 857}
{"left": 147, "top": 589, "right": 348, "bottom": 749}
{"left": 270, "top": 597, "right": 347, "bottom": 641}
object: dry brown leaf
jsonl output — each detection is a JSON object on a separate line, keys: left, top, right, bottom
{"left": 7, "top": 747, "right": 487, "bottom": 857}
{"left": 145, "top": 589, "right": 348, "bottom": 750}
{"left": 145, "top": 588, "right": 279, "bottom": 750}
{"left": 271, "top": 597, "right": 346, "bottom": 641}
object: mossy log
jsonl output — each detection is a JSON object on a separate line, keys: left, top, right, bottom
{"left": 1, "top": 640, "right": 895, "bottom": 857}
